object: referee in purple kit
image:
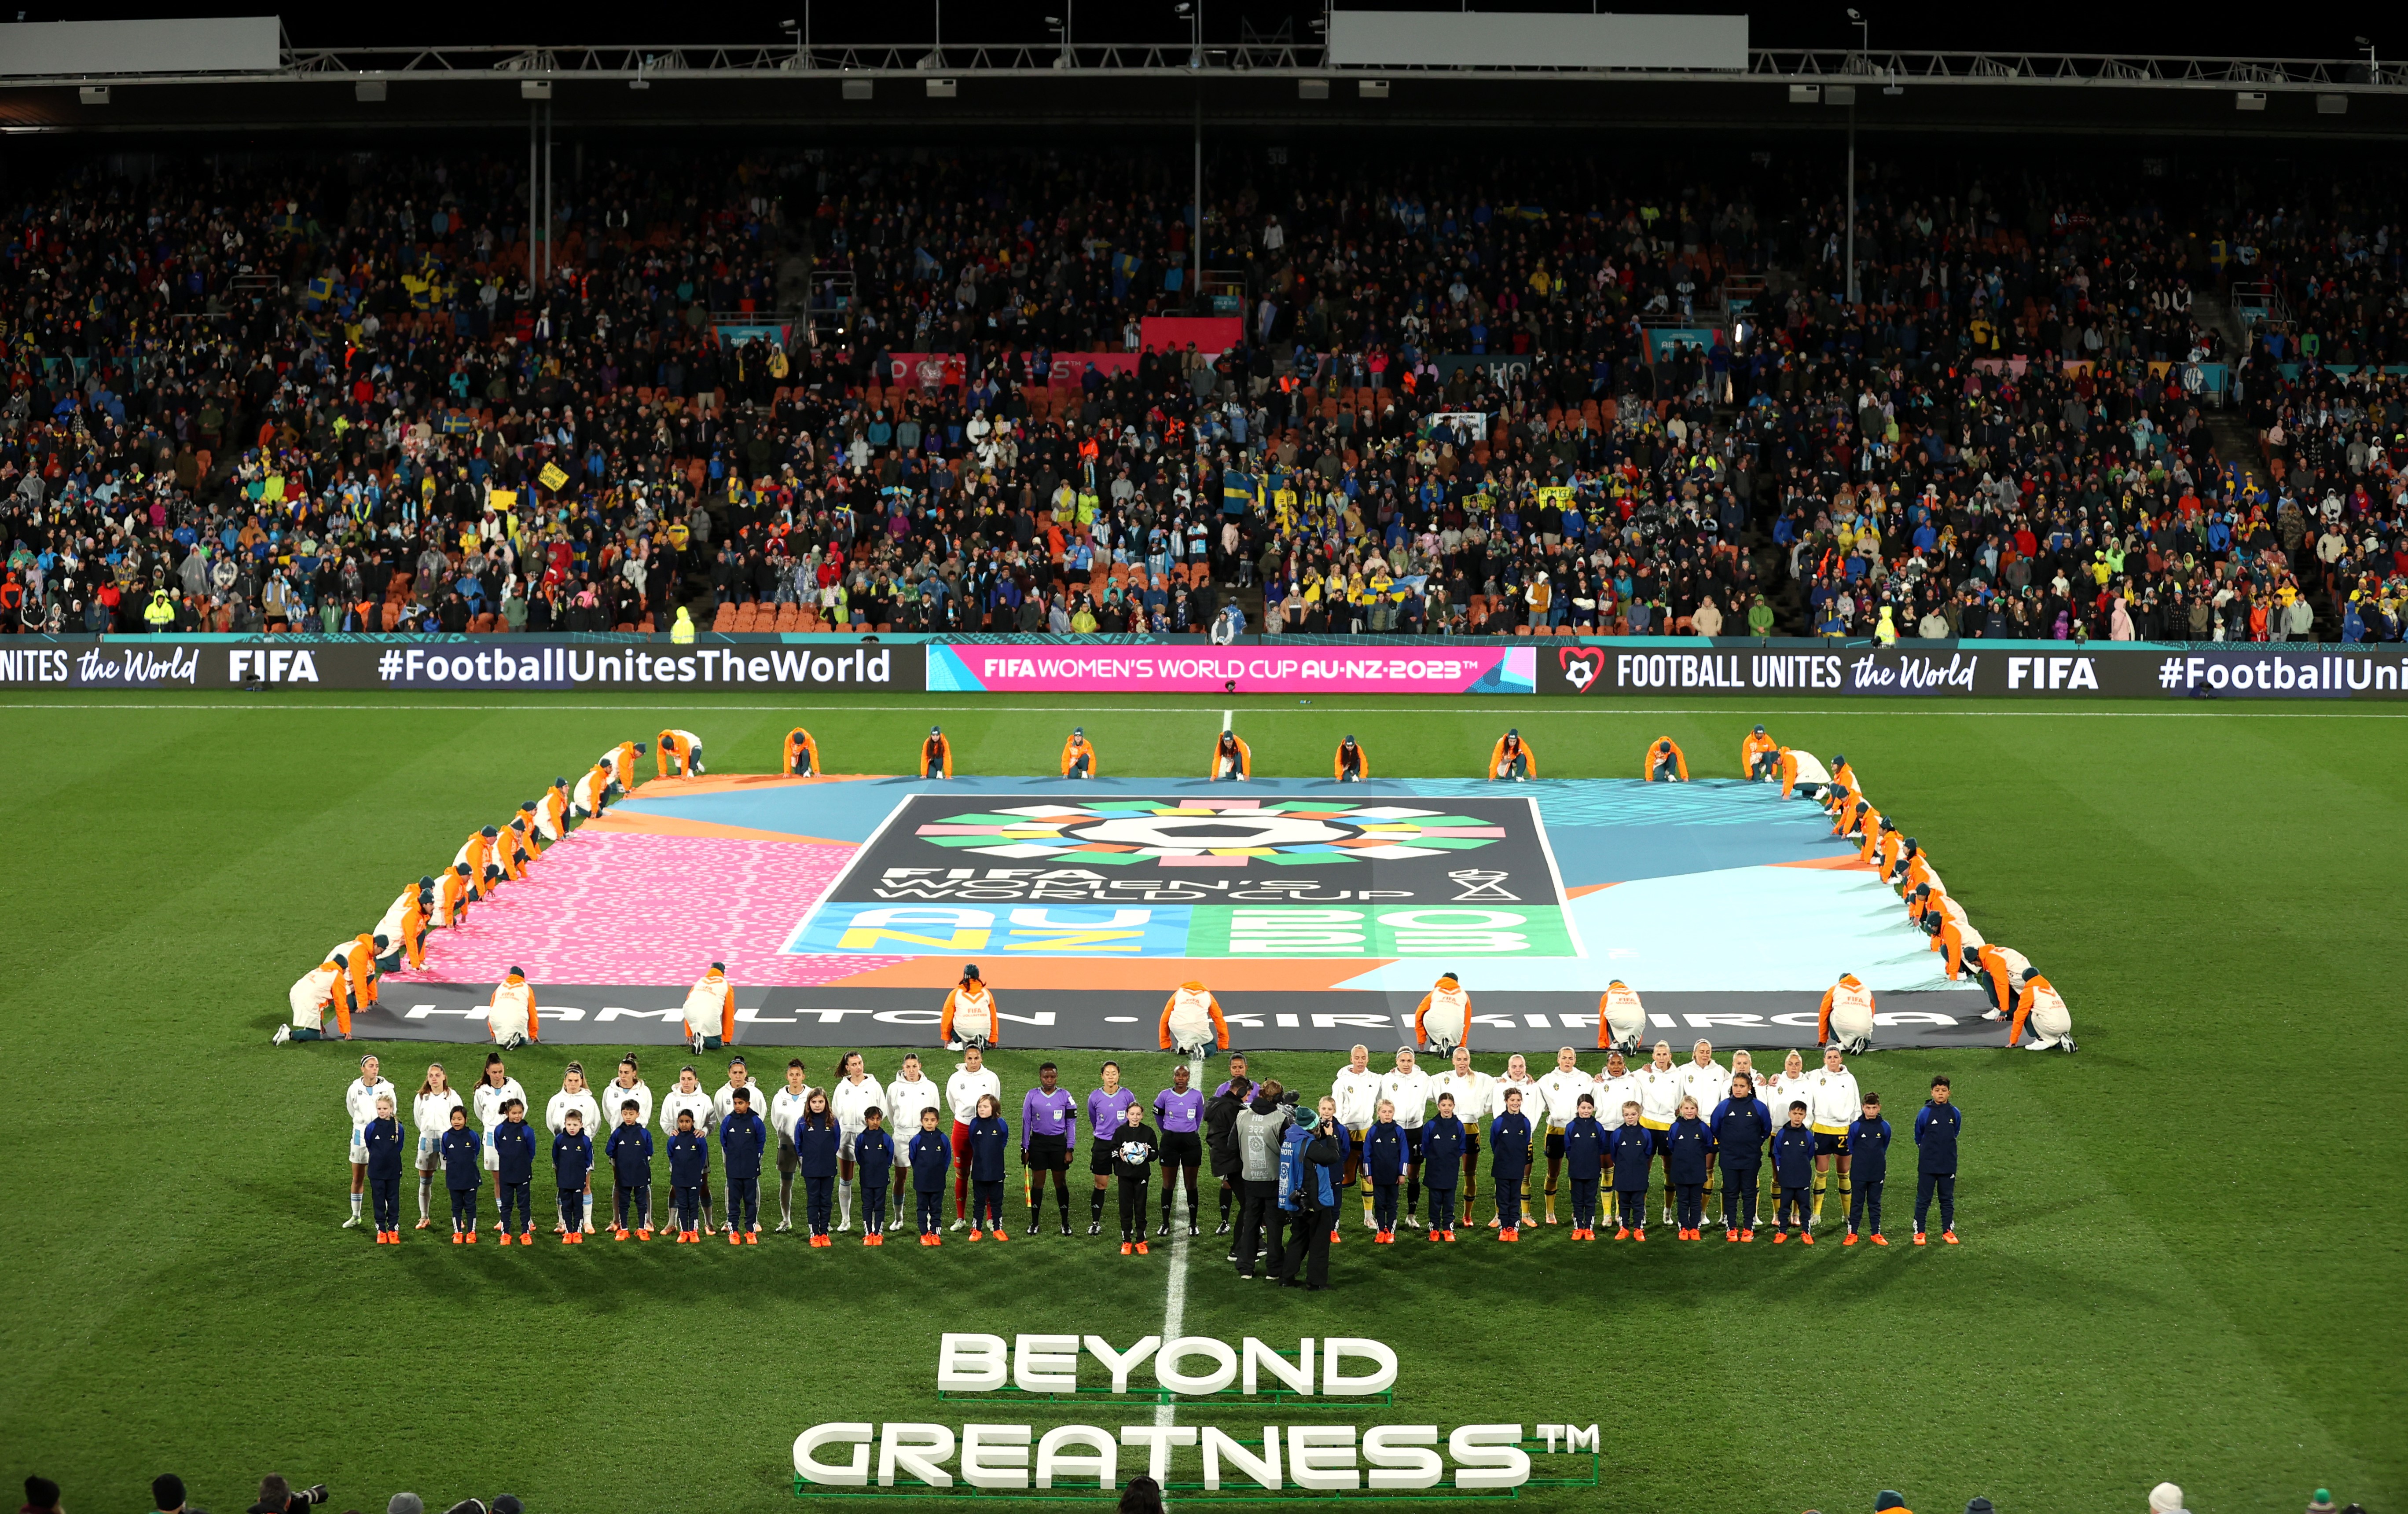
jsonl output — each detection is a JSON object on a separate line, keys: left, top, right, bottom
{"left": 1154, "top": 1064, "right": 1206, "bottom": 1237}
{"left": 1022, "top": 1063, "right": 1077, "bottom": 1236}
{"left": 1084, "top": 1064, "right": 1138, "bottom": 1235}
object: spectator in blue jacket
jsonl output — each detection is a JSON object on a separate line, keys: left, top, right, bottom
{"left": 854, "top": 1108, "right": 896, "bottom": 1244}
{"left": 1560, "top": 1095, "right": 1606, "bottom": 1239}
{"left": 1607, "top": 1099, "right": 1656, "bottom": 1240}
{"left": 667, "top": 1110, "right": 709, "bottom": 1242}
{"left": 1769, "top": 1100, "right": 1817, "bottom": 1243}
{"left": 719, "top": 1088, "right": 767, "bottom": 1244}
{"left": 551, "top": 1111, "right": 594, "bottom": 1244}
{"left": 1665, "top": 1096, "right": 1714, "bottom": 1239}
{"left": 1362, "top": 1101, "right": 1407, "bottom": 1242}
{"left": 908, "top": 1107, "right": 953, "bottom": 1243}
{"left": 1913, "top": 1076, "right": 1963, "bottom": 1245}
{"left": 794, "top": 1090, "right": 841, "bottom": 1245}
{"left": 492, "top": 1098, "right": 538, "bottom": 1246}
{"left": 1277, "top": 1096, "right": 1345, "bottom": 1290}
{"left": 966, "top": 1094, "right": 1011, "bottom": 1239}
{"left": 1488, "top": 1088, "right": 1534, "bottom": 1240}
{"left": 1846, "top": 1093, "right": 1894, "bottom": 1245}
{"left": 606, "top": 1097, "right": 656, "bottom": 1239}
{"left": 1710, "top": 1074, "right": 1773, "bottom": 1239}
{"left": 439, "top": 1107, "right": 483, "bottom": 1242}
{"left": 1420, "top": 1095, "right": 1465, "bottom": 1241}
{"left": 363, "top": 1093, "right": 406, "bottom": 1243}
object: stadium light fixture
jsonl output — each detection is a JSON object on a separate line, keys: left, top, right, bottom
{"left": 1789, "top": 83, "right": 1820, "bottom": 103}
{"left": 1359, "top": 78, "right": 1388, "bottom": 98}
{"left": 2317, "top": 93, "right": 2347, "bottom": 113}
{"left": 927, "top": 76, "right": 957, "bottom": 97}
{"left": 1825, "top": 84, "right": 1856, "bottom": 105}
{"left": 843, "top": 76, "right": 873, "bottom": 99}
{"left": 1299, "top": 77, "right": 1329, "bottom": 98}
{"left": 355, "top": 78, "right": 386, "bottom": 102}
{"left": 79, "top": 85, "right": 110, "bottom": 105}
{"left": 521, "top": 79, "right": 551, "bottom": 100}
{"left": 2235, "top": 90, "right": 2266, "bottom": 110}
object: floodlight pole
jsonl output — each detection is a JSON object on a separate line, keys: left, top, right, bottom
{"left": 527, "top": 106, "right": 537, "bottom": 289}
{"left": 1193, "top": 88, "right": 1204, "bottom": 312}
{"left": 1845, "top": 99, "right": 1856, "bottom": 308}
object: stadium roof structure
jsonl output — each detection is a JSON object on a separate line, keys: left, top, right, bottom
{"left": 6, "top": 36, "right": 2408, "bottom": 138}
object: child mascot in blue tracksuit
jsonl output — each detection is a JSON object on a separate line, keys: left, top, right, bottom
{"left": 720, "top": 1090, "right": 767, "bottom": 1243}
{"left": 440, "top": 1107, "right": 483, "bottom": 1241}
{"left": 1560, "top": 1096, "right": 1606, "bottom": 1239}
{"left": 1665, "top": 1097, "right": 1713, "bottom": 1239}
{"left": 363, "top": 1096, "right": 406, "bottom": 1243}
{"left": 1607, "top": 1101, "right": 1655, "bottom": 1240}
{"left": 1913, "top": 1076, "right": 1962, "bottom": 1243}
{"left": 1846, "top": 1093, "right": 1892, "bottom": 1244}
{"left": 1710, "top": 1077, "right": 1773, "bottom": 1240}
{"left": 1769, "top": 1100, "right": 1816, "bottom": 1242}
{"left": 1420, "top": 1096, "right": 1466, "bottom": 1240}
{"left": 854, "top": 1111, "right": 896, "bottom": 1243}
{"left": 492, "top": 1100, "right": 538, "bottom": 1245}
{"left": 908, "top": 1108, "right": 953, "bottom": 1244}
{"left": 1363, "top": 1105, "right": 1406, "bottom": 1242}
{"left": 667, "top": 1111, "right": 709, "bottom": 1243}
{"left": 551, "top": 1113, "right": 594, "bottom": 1244}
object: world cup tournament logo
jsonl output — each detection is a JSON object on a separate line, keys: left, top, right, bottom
{"left": 913, "top": 800, "right": 1508, "bottom": 863}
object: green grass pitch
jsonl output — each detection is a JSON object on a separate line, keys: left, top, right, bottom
{"left": 0, "top": 690, "right": 2399, "bottom": 1514}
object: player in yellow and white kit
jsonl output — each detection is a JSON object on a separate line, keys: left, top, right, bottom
{"left": 1633, "top": 1042, "right": 1687, "bottom": 1228}
{"left": 1534, "top": 1048, "right": 1594, "bottom": 1226}
{"left": 1379, "top": 1048, "right": 1434, "bottom": 1230}
{"left": 1589, "top": 1050, "right": 1641, "bottom": 1231}
{"left": 1805, "top": 1045, "right": 1862, "bottom": 1228}
{"left": 1429, "top": 1046, "right": 1494, "bottom": 1224}
{"left": 1676, "top": 1041, "right": 1728, "bottom": 1224}
{"left": 1331, "top": 1045, "right": 1386, "bottom": 1230}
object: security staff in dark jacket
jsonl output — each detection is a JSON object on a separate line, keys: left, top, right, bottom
{"left": 492, "top": 1100, "right": 538, "bottom": 1244}
{"left": 1231, "top": 1082, "right": 1289, "bottom": 1276}
{"left": 1845, "top": 1094, "right": 1893, "bottom": 1244}
{"left": 1912, "top": 1076, "right": 1962, "bottom": 1243}
{"left": 720, "top": 1089, "right": 768, "bottom": 1241}
{"left": 1488, "top": 1089, "right": 1534, "bottom": 1237}
{"left": 1204, "top": 1077, "right": 1249, "bottom": 1236}
{"left": 1769, "top": 1101, "right": 1817, "bottom": 1241}
{"left": 1278, "top": 1099, "right": 1345, "bottom": 1289}
{"left": 1560, "top": 1096, "right": 1605, "bottom": 1238}
{"left": 1708, "top": 1074, "right": 1773, "bottom": 1238}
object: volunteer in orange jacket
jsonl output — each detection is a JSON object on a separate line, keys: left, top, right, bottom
{"left": 1415, "top": 973, "right": 1473, "bottom": 1052}
{"left": 1741, "top": 725, "right": 1779, "bottom": 779}
{"left": 1209, "top": 730, "right": 1252, "bottom": 781}
{"left": 657, "top": 728, "right": 705, "bottom": 777}
{"left": 488, "top": 967, "right": 539, "bottom": 1050}
{"left": 1644, "top": 738, "right": 1689, "bottom": 782}
{"left": 918, "top": 727, "right": 954, "bottom": 778}
{"left": 1334, "top": 735, "right": 1368, "bottom": 782}
{"left": 1061, "top": 727, "right": 1099, "bottom": 779}
{"left": 1159, "top": 981, "right": 1230, "bottom": 1055}
{"left": 1487, "top": 730, "right": 1534, "bottom": 781}
{"left": 785, "top": 726, "right": 822, "bottom": 776}
{"left": 1775, "top": 746, "right": 1802, "bottom": 799}
{"left": 1596, "top": 979, "right": 1647, "bottom": 1054}
{"left": 684, "top": 960, "right": 736, "bottom": 1054}
{"left": 2008, "top": 972, "right": 2078, "bottom": 1052}
{"left": 1817, "top": 973, "right": 1875, "bottom": 1055}
{"left": 599, "top": 740, "right": 647, "bottom": 795}
{"left": 276, "top": 953, "right": 351, "bottom": 1044}
{"left": 536, "top": 777, "right": 571, "bottom": 842}
{"left": 941, "top": 964, "right": 998, "bottom": 1048}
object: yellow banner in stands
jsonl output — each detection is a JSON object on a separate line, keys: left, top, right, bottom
{"left": 537, "top": 462, "right": 570, "bottom": 492}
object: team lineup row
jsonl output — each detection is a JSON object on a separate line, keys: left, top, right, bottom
{"left": 331, "top": 1039, "right": 1970, "bottom": 1253}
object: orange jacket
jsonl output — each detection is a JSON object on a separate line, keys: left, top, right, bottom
{"left": 1061, "top": 735, "right": 1099, "bottom": 777}
{"left": 1874, "top": 828, "right": 1906, "bottom": 878}
{"left": 2009, "top": 974, "right": 2065, "bottom": 1044}
{"left": 498, "top": 821, "right": 533, "bottom": 881}
{"left": 1742, "top": 730, "right": 1779, "bottom": 772}
{"left": 1643, "top": 738, "right": 1689, "bottom": 781}
{"left": 1817, "top": 975, "right": 1874, "bottom": 1045}
{"left": 686, "top": 972, "right": 737, "bottom": 1041}
{"left": 1415, "top": 976, "right": 1472, "bottom": 1048}
{"left": 1209, "top": 735, "right": 1252, "bottom": 780}
{"left": 1158, "top": 983, "right": 1230, "bottom": 1050}
{"left": 656, "top": 729, "right": 701, "bottom": 777}
{"left": 606, "top": 741, "right": 640, "bottom": 790}
{"left": 434, "top": 867, "right": 472, "bottom": 927}
{"left": 1777, "top": 748, "right": 1800, "bottom": 799}
{"left": 339, "top": 933, "right": 379, "bottom": 1008}
{"left": 488, "top": 974, "right": 539, "bottom": 1043}
{"left": 537, "top": 784, "right": 570, "bottom": 840}
{"left": 1933, "top": 914, "right": 1982, "bottom": 978}
{"left": 463, "top": 828, "right": 496, "bottom": 890}
{"left": 1595, "top": 982, "right": 1645, "bottom": 1048}
{"left": 940, "top": 982, "right": 997, "bottom": 1044}
{"left": 1487, "top": 736, "right": 1534, "bottom": 779}
{"left": 919, "top": 735, "right": 954, "bottom": 778}
{"left": 399, "top": 891, "right": 429, "bottom": 970}
{"left": 785, "top": 727, "right": 821, "bottom": 776}
{"left": 312, "top": 956, "right": 354, "bottom": 1037}
{"left": 1334, "top": 741, "right": 1368, "bottom": 780}
{"left": 1899, "top": 852, "right": 1938, "bottom": 899}
{"left": 1975, "top": 943, "right": 2017, "bottom": 1012}
{"left": 1856, "top": 820, "right": 1889, "bottom": 867}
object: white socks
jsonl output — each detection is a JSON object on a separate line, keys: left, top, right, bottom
{"left": 350, "top": 1192, "right": 363, "bottom": 1218}
{"left": 779, "top": 1177, "right": 794, "bottom": 1221}
{"left": 418, "top": 1177, "right": 433, "bottom": 1219}
{"left": 837, "top": 1181, "right": 853, "bottom": 1227}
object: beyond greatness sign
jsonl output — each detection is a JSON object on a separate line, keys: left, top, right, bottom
{"left": 1, "top": 637, "right": 2401, "bottom": 698}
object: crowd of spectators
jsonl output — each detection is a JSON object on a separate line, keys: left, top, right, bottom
{"left": 3, "top": 142, "right": 2405, "bottom": 642}
{"left": 16, "top": 1473, "right": 517, "bottom": 1514}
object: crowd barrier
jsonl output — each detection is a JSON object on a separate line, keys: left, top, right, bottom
{"left": 1, "top": 634, "right": 2401, "bottom": 699}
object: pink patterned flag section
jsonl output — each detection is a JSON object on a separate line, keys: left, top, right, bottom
{"left": 393, "top": 833, "right": 899, "bottom": 987}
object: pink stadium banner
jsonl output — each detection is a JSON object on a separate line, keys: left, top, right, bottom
{"left": 926, "top": 644, "right": 1537, "bottom": 695}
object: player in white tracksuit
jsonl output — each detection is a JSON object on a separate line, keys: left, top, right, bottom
{"left": 661, "top": 1066, "right": 716, "bottom": 1231}
{"left": 884, "top": 1055, "right": 944, "bottom": 1208}
{"left": 546, "top": 1063, "right": 606, "bottom": 1231}
{"left": 1676, "top": 1041, "right": 1728, "bottom": 1224}
{"left": 412, "top": 1063, "right": 465, "bottom": 1230}
{"left": 1429, "top": 1046, "right": 1494, "bottom": 1223}
{"left": 471, "top": 1053, "right": 529, "bottom": 1221}
{"left": 1589, "top": 1052, "right": 1641, "bottom": 1228}
{"left": 1331, "top": 1045, "right": 1386, "bottom": 1228}
{"left": 601, "top": 1057, "right": 656, "bottom": 1230}
{"left": 343, "top": 1056, "right": 398, "bottom": 1228}
{"left": 769, "top": 1059, "right": 819, "bottom": 1232}
{"left": 1533, "top": 1048, "right": 1594, "bottom": 1226}
{"left": 829, "top": 1053, "right": 888, "bottom": 1232}
{"left": 1633, "top": 1043, "right": 1687, "bottom": 1225}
